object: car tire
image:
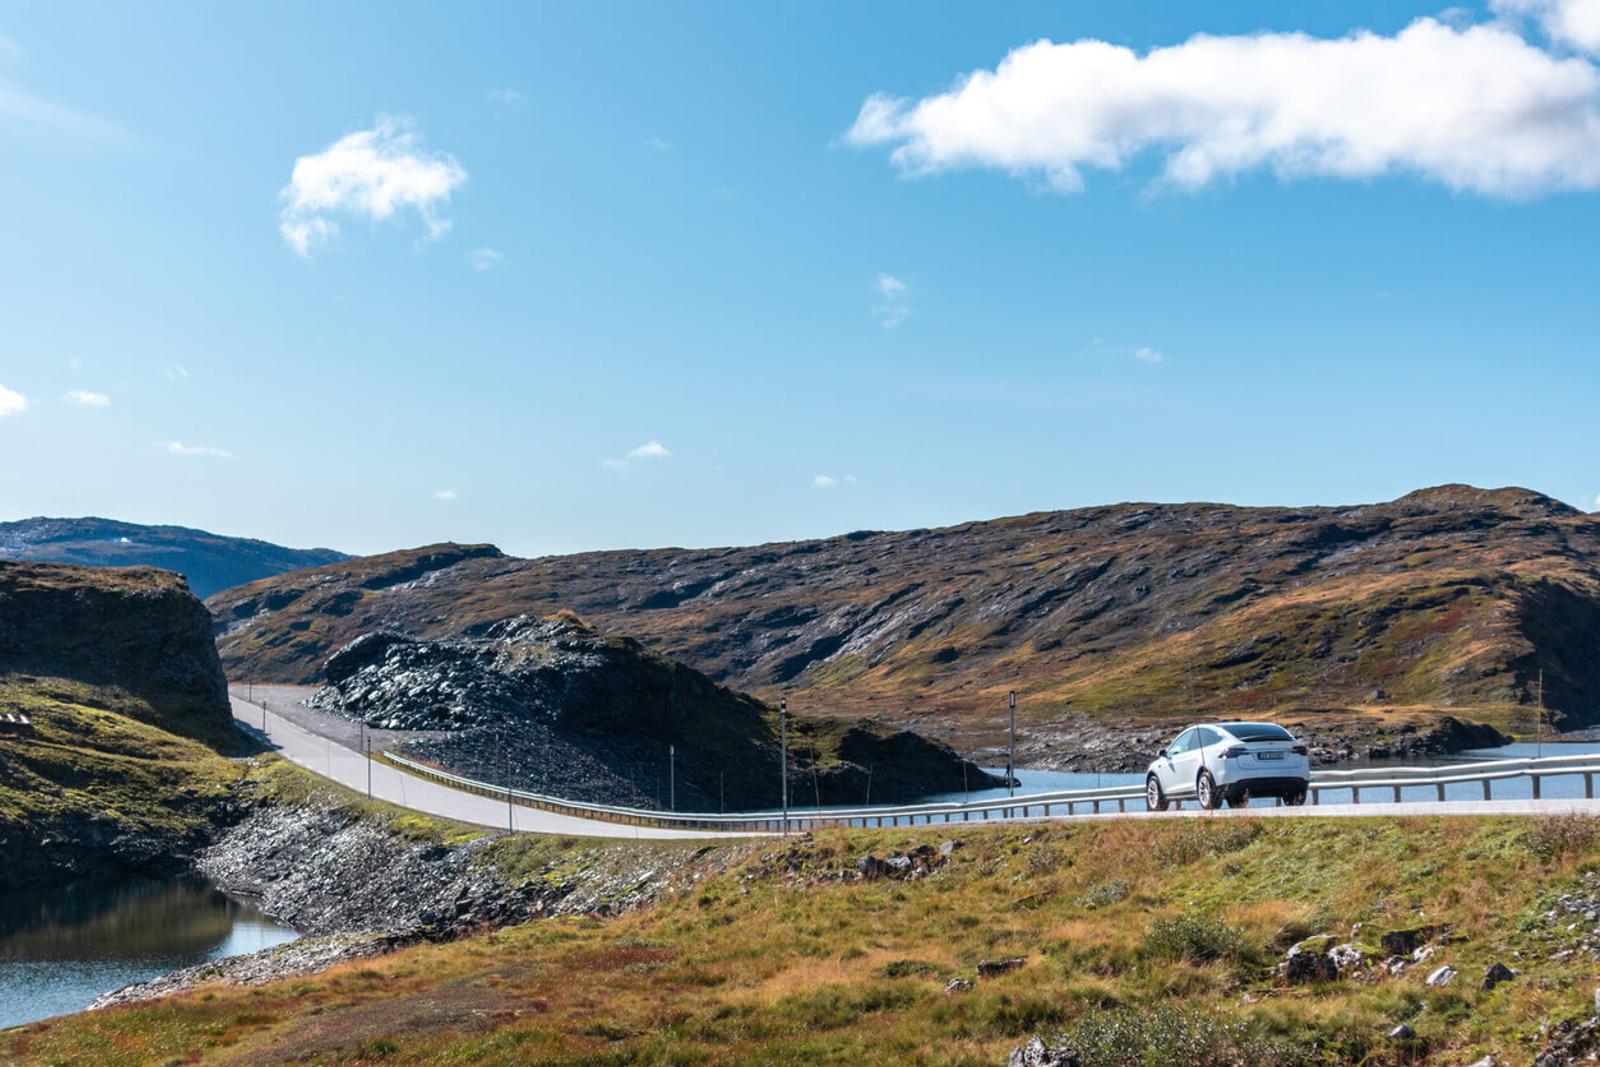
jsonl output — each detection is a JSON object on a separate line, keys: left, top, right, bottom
{"left": 1226, "top": 793, "right": 1250, "bottom": 809}
{"left": 1285, "top": 787, "right": 1309, "bottom": 807}
{"left": 1145, "top": 774, "right": 1169, "bottom": 812}
{"left": 1197, "top": 770, "right": 1222, "bottom": 810}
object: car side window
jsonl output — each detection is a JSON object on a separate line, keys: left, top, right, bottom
{"left": 1198, "top": 727, "right": 1222, "bottom": 747}
{"left": 1169, "top": 728, "right": 1194, "bottom": 754}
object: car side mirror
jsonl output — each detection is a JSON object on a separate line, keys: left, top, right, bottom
{"left": 1157, "top": 749, "right": 1167, "bottom": 759}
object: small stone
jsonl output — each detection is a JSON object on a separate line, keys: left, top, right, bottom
{"left": 1483, "top": 962, "right": 1516, "bottom": 991}
{"left": 939, "top": 839, "right": 962, "bottom": 858}
{"left": 943, "top": 977, "right": 973, "bottom": 996}
{"left": 1007, "top": 1035, "right": 1075, "bottom": 1067}
{"left": 1329, "top": 943, "right": 1363, "bottom": 973}
{"left": 1387, "top": 1024, "right": 1415, "bottom": 1041}
{"left": 1425, "top": 964, "right": 1457, "bottom": 987}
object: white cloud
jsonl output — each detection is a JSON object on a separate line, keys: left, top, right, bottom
{"left": 814, "top": 474, "right": 857, "bottom": 489}
{"left": 873, "top": 273, "right": 912, "bottom": 328}
{"left": 604, "top": 440, "right": 672, "bottom": 474}
{"left": 847, "top": 17, "right": 1600, "bottom": 198}
{"left": 165, "top": 364, "right": 189, "bottom": 381}
{"left": 1132, "top": 346, "right": 1164, "bottom": 364}
{"left": 469, "top": 246, "right": 505, "bottom": 271}
{"left": 0, "top": 382, "right": 27, "bottom": 417}
{"left": 1593, "top": 492, "right": 1600, "bottom": 510}
{"left": 1496, "top": 0, "right": 1600, "bottom": 54}
{"left": 645, "top": 136, "right": 675, "bottom": 152}
{"left": 433, "top": 488, "right": 457, "bottom": 500}
{"left": 279, "top": 117, "right": 468, "bottom": 256}
{"left": 163, "top": 441, "right": 234, "bottom": 458}
{"left": 62, "top": 389, "right": 109, "bottom": 407}
{"left": 487, "top": 88, "right": 527, "bottom": 110}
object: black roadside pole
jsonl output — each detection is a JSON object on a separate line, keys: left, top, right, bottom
{"left": 780, "top": 697, "right": 789, "bottom": 836}
{"left": 1008, "top": 690, "right": 1017, "bottom": 798}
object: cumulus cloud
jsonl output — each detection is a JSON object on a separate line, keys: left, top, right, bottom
{"left": 433, "top": 488, "right": 457, "bottom": 500}
{"left": 813, "top": 474, "right": 857, "bottom": 489}
{"left": 603, "top": 440, "right": 672, "bottom": 474}
{"left": 63, "top": 389, "right": 109, "bottom": 407}
{"left": 847, "top": 16, "right": 1600, "bottom": 197}
{"left": 1133, "top": 346, "right": 1165, "bottom": 364}
{"left": 279, "top": 117, "right": 468, "bottom": 256}
{"left": 0, "top": 382, "right": 27, "bottom": 417}
{"left": 469, "top": 246, "right": 505, "bottom": 271}
{"left": 873, "top": 273, "right": 912, "bottom": 328}
{"left": 1496, "top": 0, "right": 1600, "bottom": 54}
{"left": 163, "top": 441, "right": 233, "bottom": 458}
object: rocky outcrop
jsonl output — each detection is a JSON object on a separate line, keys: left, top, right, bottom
{"left": 310, "top": 614, "right": 1000, "bottom": 809}
{"left": 0, "top": 560, "right": 230, "bottom": 734}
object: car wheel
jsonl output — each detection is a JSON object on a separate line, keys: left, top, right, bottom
{"left": 1285, "top": 787, "right": 1309, "bottom": 806}
{"left": 1226, "top": 793, "right": 1250, "bottom": 809}
{"left": 1145, "top": 775, "right": 1169, "bottom": 812}
{"left": 1197, "top": 771, "right": 1222, "bottom": 810}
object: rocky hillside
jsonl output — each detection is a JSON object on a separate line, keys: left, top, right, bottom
{"left": 210, "top": 485, "right": 1600, "bottom": 752}
{"left": 0, "top": 561, "right": 242, "bottom": 890}
{"left": 0, "top": 516, "right": 348, "bottom": 599}
{"left": 312, "top": 613, "right": 999, "bottom": 809}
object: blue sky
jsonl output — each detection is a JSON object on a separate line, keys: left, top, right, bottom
{"left": 2, "top": 1, "right": 1598, "bottom": 556}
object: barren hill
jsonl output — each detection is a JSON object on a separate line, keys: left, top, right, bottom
{"left": 0, "top": 516, "right": 349, "bottom": 599}
{"left": 209, "top": 485, "right": 1600, "bottom": 759}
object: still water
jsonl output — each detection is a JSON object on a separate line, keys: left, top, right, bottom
{"left": 0, "top": 876, "right": 297, "bottom": 1029}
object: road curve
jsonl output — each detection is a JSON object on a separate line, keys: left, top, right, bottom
{"left": 230, "top": 695, "right": 738, "bottom": 839}
{"left": 232, "top": 695, "right": 1600, "bottom": 835}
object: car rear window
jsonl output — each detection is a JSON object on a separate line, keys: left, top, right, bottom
{"left": 1222, "top": 722, "right": 1293, "bottom": 742}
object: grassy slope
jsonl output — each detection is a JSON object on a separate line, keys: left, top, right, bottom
{"left": 0, "top": 677, "right": 242, "bottom": 870}
{"left": 12, "top": 812, "right": 1600, "bottom": 1065}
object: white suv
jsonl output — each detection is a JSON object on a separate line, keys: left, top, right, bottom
{"left": 1145, "top": 721, "right": 1311, "bottom": 810}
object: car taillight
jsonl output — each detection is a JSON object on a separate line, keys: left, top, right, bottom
{"left": 1292, "top": 744, "right": 1308, "bottom": 756}
{"left": 1223, "top": 745, "right": 1247, "bottom": 758}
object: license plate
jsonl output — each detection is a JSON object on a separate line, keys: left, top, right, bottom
{"left": 1257, "top": 751, "right": 1284, "bottom": 760}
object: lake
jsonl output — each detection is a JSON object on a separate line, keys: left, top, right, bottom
{"left": 0, "top": 876, "right": 297, "bottom": 1029}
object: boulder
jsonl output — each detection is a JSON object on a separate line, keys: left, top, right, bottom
{"left": 1284, "top": 947, "right": 1338, "bottom": 984}
{"left": 1425, "top": 964, "right": 1457, "bottom": 987}
{"left": 856, "top": 855, "right": 886, "bottom": 880}
{"left": 1483, "top": 962, "right": 1516, "bottom": 991}
{"left": 1008, "top": 1036, "right": 1077, "bottom": 1067}
{"left": 978, "top": 957, "right": 1027, "bottom": 980}
{"left": 943, "top": 977, "right": 973, "bottom": 996}
{"left": 1329, "top": 943, "right": 1363, "bottom": 973}
{"left": 1379, "top": 925, "right": 1444, "bottom": 957}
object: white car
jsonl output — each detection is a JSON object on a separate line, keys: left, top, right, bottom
{"left": 1145, "top": 721, "right": 1311, "bottom": 811}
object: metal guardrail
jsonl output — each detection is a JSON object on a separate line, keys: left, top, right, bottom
{"left": 378, "top": 749, "right": 1600, "bottom": 834}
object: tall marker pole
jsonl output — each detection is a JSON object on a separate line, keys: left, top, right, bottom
{"left": 669, "top": 744, "right": 676, "bottom": 811}
{"left": 780, "top": 697, "right": 789, "bottom": 836}
{"left": 1008, "top": 691, "right": 1017, "bottom": 798}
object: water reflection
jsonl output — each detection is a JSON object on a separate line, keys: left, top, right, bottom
{"left": 0, "top": 876, "right": 296, "bottom": 1029}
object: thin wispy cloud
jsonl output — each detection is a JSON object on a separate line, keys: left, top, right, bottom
{"left": 163, "top": 441, "right": 234, "bottom": 458}
{"left": 63, "top": 389, "right": 109, "bottom": 407}
{"left": 0, "top": 382, "right": 28, "bottom": 417}
{"left": 645, "top": 136, "right": 674, "bottom": 152}
{"left": 603, "top": 440, "right": 672, "bottom": 474}
{"left": 469, "top": 246, "right": 505, "bottom": 271}
{"left": 165, "top": 364, "right": 189, "bottom": 381}
{"left": 279, "top": 116, "right": 468, "bottom": 256}
{"left": 1133, "top": 346, "right": 1164, "bottom": 364}
{"left": 433, "top": 488, "right": 458, "bottom": 500}
{"left": 848, "top": 15, "right": 1600, "bottom": 197}
{"left": 873, "top": 273, "right": 912, "bottom": 328}
{"left": 814, "top": 474, "right": 857, "bottom": 489}
{"left": 487, "top": 88, "right": 528, "bottom": 111}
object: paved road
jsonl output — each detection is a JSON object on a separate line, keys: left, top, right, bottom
{"left": 232, "top": 692, "right": 1600, "bottom": 835}
{"left": 230, "top": 694, "right": 734, "bottom": 839}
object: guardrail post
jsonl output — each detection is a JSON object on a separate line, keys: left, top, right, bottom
{"left": 1352, "top": 787, "right": 1360, "bottom": 804}
{"left": 1436, "top": 783, "right": 1445, "bottom": 803}
{"left": 1482, "top": 779, "right": 1491, "bottom": 801}
{"left": 1392, "top": 785, "right": 1401, "bottom": 804}
{"left": 1311, "top": 789, "right": 1317, "bottom": 806}
{"left": 1118, "top": 798, "right": 1126, "bottom": 813}
{"left": 1532, "top": 774, "right": 1541, "bottom": 800}
{"left": 1587, "top": 773, "right": 1594, "bottom": 799}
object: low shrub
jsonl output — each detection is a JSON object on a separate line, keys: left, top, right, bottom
{"left": 1051, "top": 1004, "right": 1311, "bottom": 1067}
{"left": 1141, "top": 913, "right": 1246, "bottom": 964}
{"left": 1523, "top": 813, "right": 1600, "bottom": 862}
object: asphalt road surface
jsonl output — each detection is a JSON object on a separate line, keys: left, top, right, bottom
{"left": 231, "top": 691, "right": 1600, "bottom": 836}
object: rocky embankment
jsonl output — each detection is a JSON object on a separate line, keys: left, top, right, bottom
{"left": 309, "top": 613, "right": 1001, "bottom": 808}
